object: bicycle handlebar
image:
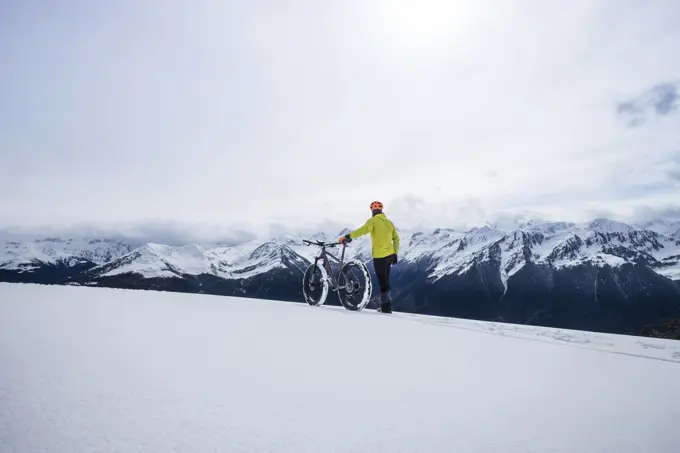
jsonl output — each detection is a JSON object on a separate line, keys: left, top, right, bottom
{"left": 303, "top": 239, "right": 343, "bottom": 248}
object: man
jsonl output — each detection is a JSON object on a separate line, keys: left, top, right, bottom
{"left": 339, "top": 201, "right": 399, "bottom": 313}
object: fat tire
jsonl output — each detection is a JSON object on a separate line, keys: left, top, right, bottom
{"left": 337, "top": 260, "right": 372, "bottom": 311}
{"left": 302, "top": 263, "right": 329, "bottom": 306}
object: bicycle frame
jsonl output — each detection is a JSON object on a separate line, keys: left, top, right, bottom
{"left": 303, "top": 240, "right": 348, "bottom": 291}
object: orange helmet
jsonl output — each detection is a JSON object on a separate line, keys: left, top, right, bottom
{"left": 370, "top": 201, "right": 383, "bottom": 211}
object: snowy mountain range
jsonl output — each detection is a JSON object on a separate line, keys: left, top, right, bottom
{"left": 2, "top": 217, "right": 680, "bottom": 335}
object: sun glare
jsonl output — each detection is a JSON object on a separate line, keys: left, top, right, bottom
{"left": 379, "top": 0, "right": 470, "bottom": 47}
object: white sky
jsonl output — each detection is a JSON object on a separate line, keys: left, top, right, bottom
{"left": 1, "top": 0, "right": 679, "bottom": 241}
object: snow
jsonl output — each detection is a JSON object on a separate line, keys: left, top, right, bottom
{"left": 217, "top": 237, "right": 334, "bottom": 277}
{"left": 148, "top": 244, "right": 212, "bottom": 275}
{"left": 639, "top": 219, "right": 680, "bottom": 237}
{"left": 524, "top": 221, "right": 575, "bottom": 234}
{"left": 530, "top": 230, "right": 564, "bottom": 259}
{"left": 3, "top": 218, "right": 680, "bottom": 283}
{"left": 103, "top": 253, "right": 179, "bottom": 278}
{"left": 585, "top": 218, "right": 636, "bottom": 234}
{"left": 400, "top": 228, "right": 463, "bottom": 263}
{"left": 424, "top": 221, "right": 680, "bottom": 281}
{"left": 657, "top": 266, "right": 680, "bottom": 281}
{"left": 546, "top": 233, "right": 629, "bottom": 270}
{"left": 396, "top": 310, "right": 680, "bottom": 363}
{"left": 0, "top": 238, "right": 135, "bottom": 271}
{"left": 103, "top": 243, "right": 209, "bottom": 278}
{"left": 498, "top": 232, "right": 530, "bottom": 292}
{"left": 94, "top": 240, "right": 305, "bottom": 280}
{"left": 2, "top": 282, "right": 678, "bottom": 453}
{"left": 430, "top": 228, "right": 505, "bottom": 279}
{"left": 100, "top": 243, "right": 230, "bottom": 279}
{"left": 283, "top": 238, "right": 332, "bottom": 264}
{"left": 211, "top": 240, "right": 265, "bottom": 264}
{"left": 654, "top": 237, "right": 680, "bottom": 280}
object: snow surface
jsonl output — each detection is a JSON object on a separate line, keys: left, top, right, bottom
{"left": 1, "top": 283, "right": 679, "bottom": 453}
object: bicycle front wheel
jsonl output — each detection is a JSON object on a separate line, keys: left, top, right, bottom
{"left": 337, "top": 260, "right": 372, "bottom": 311}
{"left": 302, "top": 263, "right": 329, "bottom": 306}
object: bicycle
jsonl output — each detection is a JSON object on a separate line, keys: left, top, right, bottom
{"left": 301, "top": 239, "right": 372, "bottom": 311}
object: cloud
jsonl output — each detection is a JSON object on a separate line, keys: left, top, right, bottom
{"left": 616, "top": 81, "right": 680, "bottom": 127}
{"left": 0, "top": 220, "right": 258, "bottom": 246}
{"left": 2, "top": 0, "right": 680, "bottom": 238}
{"left": 631, "top": 205, "right": 680, "bottom": 222}
{"left": 668, "top": 168, "right": 680, "bottom": 181}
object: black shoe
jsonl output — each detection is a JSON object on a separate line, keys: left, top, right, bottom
{"left": 380, "top": 302, "right": 392, "bottom": 314}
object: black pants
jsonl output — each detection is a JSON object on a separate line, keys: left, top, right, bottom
{"left": 373, "top": 256, "right": 392, "bottom": 301}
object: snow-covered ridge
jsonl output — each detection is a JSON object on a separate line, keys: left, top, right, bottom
{"left": 640, "top": 219, "right": 680, "bottom": 238}
{"left": 0, "top": 238, "right": 136, "bottom": 271}
{"left": 89, "top": 243, "right": 233, "bottom": 279}
{"left": 425, "top": 219, "right": 680, "bottom": 286}
{"left": 2, "top": 217, "right": 680, "bottom": 282}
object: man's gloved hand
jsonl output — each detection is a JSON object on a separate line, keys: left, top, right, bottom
{"left": 338, "top": 234, "right": 352, "bottom": 245}
{"left": 391, "top": 253, "right": 398, "bottom": 265}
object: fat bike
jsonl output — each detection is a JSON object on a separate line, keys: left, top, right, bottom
{"left": 301, "top": 239, "right": 372, "bottom": 311}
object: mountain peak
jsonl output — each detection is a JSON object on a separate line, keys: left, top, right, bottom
{"left": 337, "top": 228, "right": 352, "bottom": 237}
{"left": 432, "top": 228, "right": 457, "bottom": 235}
{"left": 309, "top": 232, "right": 329, "bottom": 242}
{"left": 586, "top": 218, "right": 636, "bottom": 234}
{"left": 526, "top": 221, "right": 575, "bottom": 234}
{"left": 639, "top": 219, "right": 680, "bottom": 237}
{"left": 465, "top": 225, "right": 501, "bottom": 236}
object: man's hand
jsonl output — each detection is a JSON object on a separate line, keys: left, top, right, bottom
{"left": 338, "top": 234, "right": 352, "bottom": 245}
{"left": 391, "top": 253, "right": 398, "bottom": 265}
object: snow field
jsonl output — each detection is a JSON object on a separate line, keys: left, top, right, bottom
{"left": 1, "top": 283, "right": 679, "bottom": 452}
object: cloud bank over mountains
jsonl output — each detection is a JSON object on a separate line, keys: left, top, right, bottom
{"left": 1, "top": 1, "right": 680, "bottom": 238}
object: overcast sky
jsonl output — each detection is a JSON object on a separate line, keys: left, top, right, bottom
{"left": 1, "top": 0, "right": 679, "bottom": 242}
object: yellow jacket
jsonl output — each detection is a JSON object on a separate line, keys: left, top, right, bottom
{"left": 349, "top": 213, "right": 400, "bottom": 259}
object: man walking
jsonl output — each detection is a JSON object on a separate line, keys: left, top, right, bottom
{"left": 339, "top": 201, "right": 399, "bottom": 313}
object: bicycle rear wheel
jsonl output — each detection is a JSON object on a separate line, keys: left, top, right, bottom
{"left": 302, "top": 263, "right": 329, "bottom": 306}
{"left": 337, "top": 260, "right": 372, "bottom": 311}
